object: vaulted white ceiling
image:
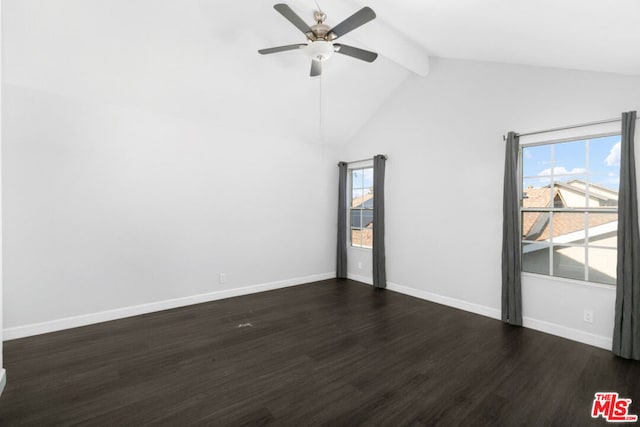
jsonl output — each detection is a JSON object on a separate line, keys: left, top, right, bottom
{"left": 367, "top": 0, "right": 640, "bottom": 75}
{"left": 4, "top": 0, "right": 640, "bottom": 145}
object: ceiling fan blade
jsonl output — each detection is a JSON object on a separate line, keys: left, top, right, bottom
{"left": 329, "top": 7, "right": 376, "bottom": 39}
{"left": 258, "top": 44, "right": 307, "bottom": 55}
{"left": 310, "top": 59, "right": 322, "bottom": 77}
{"left": 274, "top": 4, "right": 313, "bottom": 38}
{"left": 334, "top": 44, "right": 378, "bottom": 62}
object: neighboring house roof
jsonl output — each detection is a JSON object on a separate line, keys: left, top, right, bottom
{"left": 522, "top": 188, "right": 559, "bottom": 240}
{"left": 524, "top": 212, "right": 617, "bottom": 241}
{"left": 352, "top": 193, "right": 373, "bottom": 208}
{"left": 522, "top": 180, "right": 617, "bottom": 242}
{"left": 522, "top": 187, "right": 559, "bottom": 209}
{"left": 555, "top": 180, "right": 618, "bottom": 206}
{"left": 562, "top": 179, "right": 618, "bottom": 202}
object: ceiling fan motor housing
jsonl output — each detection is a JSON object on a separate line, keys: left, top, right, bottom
{"left": 305, "top": 40, "right": 334, "bottom": 61}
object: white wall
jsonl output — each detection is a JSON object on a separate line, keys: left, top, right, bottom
{"left": 2, "top": 84, "right": 337, "bottom": 332}
{"left": 340, "top": 57, "right": 640, "bottom": 349}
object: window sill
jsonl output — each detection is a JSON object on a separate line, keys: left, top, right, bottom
{"left": 521, "top": 272, "right": 616, "bottom": 291}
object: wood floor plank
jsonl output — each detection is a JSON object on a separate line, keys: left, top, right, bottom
{"left": 1, "top": 279, "right": 639, "bottom": 426}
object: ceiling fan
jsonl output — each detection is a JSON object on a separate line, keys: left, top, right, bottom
{"left": 258, "top": 3, "right": 378, "bottom": 77}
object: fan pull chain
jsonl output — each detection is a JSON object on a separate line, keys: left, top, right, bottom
{"left": 319, "top": 72, "right": 324, "bottom": 150}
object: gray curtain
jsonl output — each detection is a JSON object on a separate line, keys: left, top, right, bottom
{"left": 337, "top": 162, "right": 348, "bottom": 279}
{"left": 613, "top": 111, "right": 639, "bottom": 360}
{"left": 502, "top": 132, "right": 523, "bottom": 325}
{"left": 373, "top": 155, "right": 387, "bottom": 289}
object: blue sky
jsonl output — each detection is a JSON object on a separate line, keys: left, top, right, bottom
{"left": 351, "top": 168, "right": 374, "bottom": 199}
{"left": 522, "top": 135, "right": 621, "bottom": 191}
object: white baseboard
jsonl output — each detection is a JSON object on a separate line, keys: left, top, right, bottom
{"left": 522, "top": 316, "right": 612, "bottom": 350}
{"left": 348, "top": 274, "right": 499, "bottom": 319}
{"left": 349, "top": 277, "right": 612, "bottom": 351}
{"left": 386, "top": 281, "right": 502, "bottom": 320}
{"left": 348, "top": 275, "right": 501, "bottom": 320}
{"left": 4, "top": 272, "right": 613, "bottom": 351}
{"left": 0, "top": 369, "right": 6, "bottom": 397}
{"left": 3, "top": 272, "right": 335, "bottom": 341}
{"left": 346, "top": 273, "right": 373, "bottom": 285}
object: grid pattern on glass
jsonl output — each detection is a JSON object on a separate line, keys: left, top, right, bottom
{"left": 520, "top": 134, "right": 620, "bottom": 285}
{"left": 350, "top": 167, "right": 374, "bottom": 248}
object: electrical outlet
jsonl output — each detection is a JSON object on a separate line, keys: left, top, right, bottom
{"left": 219, "top": 273, "right": 228, "bottom": 285}
{"left": 357, "top": 262, "right": 363, "bottom": 269}
{"left": 584, "top": 309, "right": 594, "bottom": 323}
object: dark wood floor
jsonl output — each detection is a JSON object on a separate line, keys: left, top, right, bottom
{"left": 1, "top": 279, "right": 639, "bottom": 426}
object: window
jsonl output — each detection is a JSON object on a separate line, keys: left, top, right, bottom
{"left": 520, "top": 135, "right": 620, "bottom": 285}
{"left": 350, "top": 167, "right": 374, "bottom": 248}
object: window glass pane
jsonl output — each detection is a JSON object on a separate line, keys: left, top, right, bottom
{"left": 351, "top": 209, "right": 363, "bottom": 229}
{"left": 351, "top": 229, "right": 362, "bottom": 247}
{"left": 522, "top": 145, "right": 551, "bottom": 178}
{"left": 553, "top": 245, "right": 586, "bottom": 281}
{"left": 349, "top": 167, "right": 373, "bottom": 249}
{"left": 362, "top": 194, "right": 374, "bottom": 210}
{"left": 588, "top": 247, "right": 616, "bottom": 285}
{"left": 522, "top": 211, "right": 550, "bottom": 241}
{"left": 361, "top": 209, "right": 374, "bottom": 229}
{"left": 352, "top": 169, "right": 363, "bottom": 189}
{"left": 352, "top": 193, "right": 373, "bottom": 210}
{"left": 360, "top": 227, "right": 373, "bottom": 248}
{"left": 587, "top": 175, "right": 619, "bottom": 208}
{"left": 522, "top": 178, "right": 552, "bottom": 208}
{"left": 355, "top": 196, "right": 372, "bottom": 210}
{"left": 520, "top": 135, "right": 619, "bottom": 286}
{"left": 587, "top": 213, "right": 617, "bottom": 247}
{"left": 590, "top": 135, "right": 621, "bottom": 193}
{"left": 363, "top": 168, "right": 374, "bottom": 190}
{"left": 553, "top": 140, "right": 586, "bottom": 176}
{"left": 553, "top": 175, "right": 588, "bottom": 208}
{"left": 351, "top": 228, "right": 373, "bottom": 248}
{"left": 522, "top": 243, "right": 550, "bottom": 275}
{"left": 351, "top": 189, "right": 364, "bottom": 207}
{"left": 551, "top": 212, "right": 586, "bottom": 243}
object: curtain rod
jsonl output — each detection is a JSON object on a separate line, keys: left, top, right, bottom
{"left": 503, "top": 117, "right": 623, "bottom": 141}
{"left": 338, "top": 155, "right": 388, "bottom": 165}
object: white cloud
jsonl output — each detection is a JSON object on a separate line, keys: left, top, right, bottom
{"left": 537, "top": 167, "right": 586, "bottom": 176}
{"left": 605, "top": 141, "right": 621, "bottom": 166}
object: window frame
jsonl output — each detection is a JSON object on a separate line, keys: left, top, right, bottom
{"left": 519, "top": 131, "right": 620, "bottom": 285}
{"left": 349, "top": 165, "right": 374, "bottom": 249}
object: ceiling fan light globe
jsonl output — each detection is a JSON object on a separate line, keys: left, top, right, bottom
{"left": 305, "top": 41, "right": 334, "bottom": 61}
